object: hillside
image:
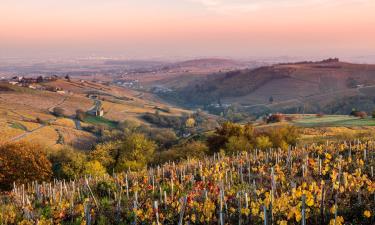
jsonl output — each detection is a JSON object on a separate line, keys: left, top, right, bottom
{"left": 165, "top": 59, "right": 375, "bottom": 115}
{"left": 0, "top": 78, "right": 190, "bottom": 148}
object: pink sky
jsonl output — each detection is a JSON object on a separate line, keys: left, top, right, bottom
{"left": 1, "top": 0, "right": 375, "bottom": 59}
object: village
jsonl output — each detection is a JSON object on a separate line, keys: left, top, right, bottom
{"left": 3, "top": 75, "right": 70, "bottom": 94}
{"left": 0, "top": 75, "right": 105, "bottom": 118}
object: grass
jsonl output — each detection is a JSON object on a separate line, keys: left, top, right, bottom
{"left": 83, "top": 115, "right": 118, "bottom": 128}
{"left": 9, "top": 122, "right": 28, "bottom": 131}
{"left": 293, "top": 115, "right": 375, "bottom": 127}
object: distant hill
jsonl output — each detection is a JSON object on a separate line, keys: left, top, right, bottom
{"left": 164, "top": 59, "right": 375, "bottom": 115}
{"left": 168, "top": 58, "right": 243, "bottom": 69}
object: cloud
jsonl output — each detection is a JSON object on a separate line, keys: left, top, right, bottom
{"left": 188, "top": 0, "right": 369, "bottom": 14}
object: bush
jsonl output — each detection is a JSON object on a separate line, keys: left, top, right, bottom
{"left": 351, "top": 110, "right": 368, "bottom": 119}
{"left": 49, "top": 147, "right": 87, "bottom": 180}
{"left": 76, "top": 109, "right": 86, "bottom": 121}
{"left": 84, "top": 160, "right": 107, "bottom": 177}
{"left": 256, "top": 135, "right": 272, "bottom": 149}
{"left": 53, "top": 107, "right": 66, "bottom": 117}
{"left": 142, "top": 112, "right": 183, "bottom": 129}
{"left": 316, "top": 113, "right": 325, "bottom": 118}
{"left": 265, "top": 113, "right": 285, "bottom": 123}
{"left": 0, "top": 141, "right": 52, "bottom": 190}
{"left": 36, "top": 117, "right": 48, "bottom": 125}
{"left": 115, "top": 133, "right": 156, "bottom": 171}
{"left": 225, "top": 136, "right": 252, "bottom": 154}
{"left": 92, "top": 133, "right": 157, "bottom": 172}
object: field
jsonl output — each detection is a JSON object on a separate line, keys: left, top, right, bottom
{"left": 293, "top": 115, "right": 375, "bottom": 127}
{"left": 83, "top": 115, "right": 118, "bottom": 128}
{"left": 1, "top": 141, "right": 374, "bottom": 224}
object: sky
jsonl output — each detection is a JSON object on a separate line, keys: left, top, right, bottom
{"left": 1, "top": 0, "right": 375, "bottom": 60}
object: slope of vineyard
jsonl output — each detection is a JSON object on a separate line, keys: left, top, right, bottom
{"left": 2, "top": 141, "right": 374, "bottom": 224}
{"left": 166, "top": 60, "right": 375, "bottom": 115}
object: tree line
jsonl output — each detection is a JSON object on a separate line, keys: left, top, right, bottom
{"left": 0, "top": 121, "right": 300, "bottom": 191}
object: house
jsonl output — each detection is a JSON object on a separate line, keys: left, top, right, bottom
{"left": 356, "top": 84, "right": 365, "bottom": 88}
{"left": 96, "top": 108, "right": 104, "bottom": 117}
{"left": 88, "top": 107, "right": 104, "bottom": 117}
{"left": 9, "top": 81, "right": 18, "bottom": 85}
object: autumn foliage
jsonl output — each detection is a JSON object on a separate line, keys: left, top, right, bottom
{"left": 0, "top": 141, "right": 52, "bottom": 190}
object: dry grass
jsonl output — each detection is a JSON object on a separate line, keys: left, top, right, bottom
{"left": 52, "top": 118, "right": 76, "bottom": 128}
{"left": 0, "top": 121, "right": 24, "bottom": 144}
{"left": 20, "top": 126, "right": 59, "bottom": 147}
{"left": 54, "top": 126, "right": 96, "bottom": 150}
{"left": 0, "top": 78, "right": 193, "bottom": 148}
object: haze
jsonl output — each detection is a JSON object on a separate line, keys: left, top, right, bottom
{"left": 1, "top": 0, "right": 375, "bottom": 59}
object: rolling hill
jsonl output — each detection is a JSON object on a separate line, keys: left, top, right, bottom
{"left": 164, "top": 59, "right": 375, "bottom": 115}
{"left": 0, "top": 78, "right": 190, "bottom": 148}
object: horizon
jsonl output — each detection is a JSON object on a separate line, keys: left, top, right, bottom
{"left": 1, "top": 0, "right": 375, "bottom": 60}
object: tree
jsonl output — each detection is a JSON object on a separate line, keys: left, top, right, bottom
{"left": 49, "top": 147, "right": 87, "bottom": 179}
{"left": 118, "top": 120, "right": 140, "bottom": 134}
{"left": 268, "top": 125, "right": 300, "bottom": 149}
{"left": 146, "top": 128, "right": 177, "bottom": 148}
{"left": 83, "top": 160, "right": 107, "bottom": 177}
{"left": 115, "top": 133, "right": 156, "bottom": 171}
{"left": 269, "top": 96, "right": 274, "bottom": 104}
{"left": 256, "top": 136, "right": 272, "bottom": 149}
{"left": 178, "top": 141, "right": 208, "bottom": 159}
{"left": 207, "top": 122, "right": 244, "bottom": 153}
{"left": 372, "top": 111, "right": 375, "bottom": 118}
{"left": 207, "top": 122, "right": 256, "bottom": 153}
{"left": 185, "top": 118, "right": 196, "bottom": 128}
{"left": 156, "top": 140, "right": 209, "bottom": 163}
{"left": 0, "top": 142, "right": 52, "bottom": 190}
{"left": 225, "top": 136, "right": 252, "bottom": 154}
{"left": 90, "top": 142, "right": 118, "bottom": 172}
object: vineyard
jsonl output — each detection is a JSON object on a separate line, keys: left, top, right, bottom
{"left": 1, "top": 141, "right": 374, "bottom": 225}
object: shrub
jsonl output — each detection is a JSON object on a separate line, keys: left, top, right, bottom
{"left": 256, "top": 135, "right": 272, "bottom": 149}
{"left": 76, "top": 109, "right": 86, "bottom": 121}
{"left": 115, "top": 133, "right": 156, "bottom": 171}
{"left": 84, "top": 160, "right": 107, "bottom": 177}
{"left": 53, "top": 107, "right": 66, "bottom": 117}
{"left": 351, "top": 110, "right": 368, "bottom": 119}
{"left": 265, "top": 113, "right": 285, "bottom": 123}
{"left": 316, "top": 113, "right": 325, "bottom": 118}
{"left": 36, "top": 117, "right": 48, "bottom": 125}
{"left": 225, "top": 136, "right": 252, "bottom": 154}
{"left": 49, "top": 147, "right": 87, "bottom": 180}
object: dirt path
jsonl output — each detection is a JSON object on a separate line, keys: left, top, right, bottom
{"left": 10, "top": 96, "right": 70, "bottom": 142}
{"left": 73, "top": 119, "right": 82, "bottom": 130}
{"left": 48, "top": 96, "right": 69, "bottom": 112}
{"left": 9, "top": 124, "right": 47, "bottom": 141}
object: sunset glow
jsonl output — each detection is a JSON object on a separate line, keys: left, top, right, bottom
{"left": 1, "top": 0, "right": 375, "bottom": 58}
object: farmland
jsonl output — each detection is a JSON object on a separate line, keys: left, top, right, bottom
{"left": 0, "top": 79, "right": 191, "bottom": 148}
{"left": 293, "top": 115, "right": 375, "bottom": 127}
{"left": 1, "top": 141, "right": 374, "bottom": 224}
